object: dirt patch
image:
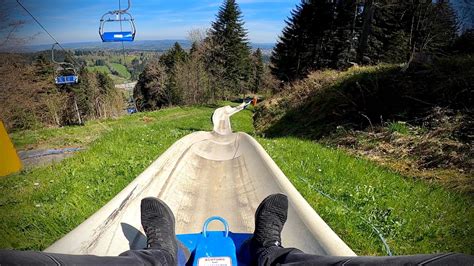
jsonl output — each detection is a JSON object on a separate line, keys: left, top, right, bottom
{"left": 18, "top": 148, "right": 83, "bottom": 169}
{"left": 140, "top": 116, "right": 155, "bottom": 123}
{"left": 322, "top": 108, "right": 473, "bottom": 193}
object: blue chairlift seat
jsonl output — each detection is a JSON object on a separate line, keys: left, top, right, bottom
{"left": 101, "top": 31, "right": 134, "bottom": 42}
{"left": 127, "top": 107, "right": 137, "bottom": 114}
{"left": 51, "top": 43, "right": 79, "bottom": 85}
{"left": 55, "top": 75, "right": 79, "bottom": 85}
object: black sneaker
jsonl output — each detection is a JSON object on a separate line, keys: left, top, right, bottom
{"left": 238, "top": 194, "right": 289, "bottom": 264}
{"left": 252, "top": 193, "right": 288, "bottom": 248}
{"left": 141, "top": 197, "right": 178, "bottom": 263}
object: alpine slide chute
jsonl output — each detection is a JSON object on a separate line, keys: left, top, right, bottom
{"left": 45, "top": 103, "right": 356, "bottom": 263}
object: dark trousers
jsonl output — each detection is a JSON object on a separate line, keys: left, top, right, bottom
{"left": 258, "top": 246, "right": 474, "bottom": 266}
{"left": 1, "top": 248, "right": 473, "bottom": 265}
{"left": 0, "top": 249, "right": 174, "bottom": 266}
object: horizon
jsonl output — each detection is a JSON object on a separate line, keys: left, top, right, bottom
{"left": 28, "top": 38, "right": 277, "bottom": 47}
{"left": 7, "top": 0, "right": 300, "bottom": 46}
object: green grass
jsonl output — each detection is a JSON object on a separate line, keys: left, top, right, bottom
{"left": 85, "top": 66, "right": 111, "bottom": 74}
{"left": 109, "top": 63, "right": 131, "bottom": 80}
{"left": 387, "top": 121, "right": 410, "bottom": 135}
{"left": 86, "top": 64, "right": 131, "bottom": 84}
{"left": 11, "top": 121, "right": 112, "bottom": 150}
{"left": 109, "top": 55, "right": 136, "bottom": 65}
{"left": 1, "top": 106, "right": 472, "bottom": 256}
{"left": 258, "top": 138, "right": 473, "bottom": 255}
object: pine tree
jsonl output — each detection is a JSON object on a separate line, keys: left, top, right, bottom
{"left": 158, "top": 42, "right": 188, "bottom": 105}
{"left": 452, "top": 29, "right": 474, "bottom": 54}
{"left": 329, "top": 0, "right": 359, "bottom": 68}
{"left": 271, "top": 1, "right": 311, "bottom": 82}
{"left": 209, "top": 0, "right": 251, "bottom": 95}
{"left": 133, "top": 62, "right": 174, "bottom": 110}
{"left": 271, "top": 0, "right": 458, "bottom": 83}
{"left": 271, "top": 0, "right": 339, "bottom": 82}
{"left": 416, "top": 1, "right": 457, "bottom": 56}
{"left": 159, "top": 42, "right": 188, "bottom": 71}
{"left": 362, "top": 1, "right": 458, "bottom": 64}
{"left": 251, "top": 48, "right": 264, "bottom": 93}
{"left": 190, "top": 41, "right": 199, "bottom": 56}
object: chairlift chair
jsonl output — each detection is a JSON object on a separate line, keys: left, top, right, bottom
{"left": 99, "top": 0, "right": 136, "bottom": 42}
{"left": 51, "top": 43, "right": 79, "bottom": 85}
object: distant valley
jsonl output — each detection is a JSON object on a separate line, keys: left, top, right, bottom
{"left": 24, "top": 40, "right": 275, "bottom": 54}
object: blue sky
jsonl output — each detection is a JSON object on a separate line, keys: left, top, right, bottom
{"left": 12, "top": 0, "right": 301, "bottom": 45}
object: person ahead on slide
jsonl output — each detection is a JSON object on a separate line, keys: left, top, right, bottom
{"left": 0, "top": 194, "right": 472, "bottom": 265}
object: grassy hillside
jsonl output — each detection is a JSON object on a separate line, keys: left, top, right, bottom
{"left": 1, "top": 105, "right": 472, "bottom": 255}
{"left": 85, "top": 65, "right": 110, "bottom": 75}
{"left": 254, "top": 56, "right": 473, "bottom": 193}
{"left": 109, "top": 63, "right": 132, "bottom": 80}
{"left": 86, "top": 64, "right": 130, "bottom": 84}
{"left": 255, "top": 56, "right": 473, "bottom": 138}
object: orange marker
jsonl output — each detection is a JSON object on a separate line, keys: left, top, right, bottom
{"left": 252, "top": 96, "right": 258, "bottom": 106}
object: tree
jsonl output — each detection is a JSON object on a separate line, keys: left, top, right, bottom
{"left": 271, "top": 1, "right": 310, "bottom": 83}
{"left": 95, "top": 72, "right": 124, "bottom": 118}
{"left": 202, "top": 34, "right": 226, "bottom": 101}
{"left": 133, "top": 61, "right": 172, "bottom": 111}
{"left": 362, "top": 1, "right": 458, "bottom": 64}
{"left": 251, "top": 48, "right": 264, "bottom": 93}
{"left": 272, "top": 0, "right": 459, "bottom": 83}
{"left": 173, "top": 50, "right": 211, "bottom": 105}
{"left": 329, "top": 0, "right": 359, "bottom": 68}
{"left": 208, "top": 0, "right": 252, "bottom": 96}
{"left": 159, "top": 42, "right": 188, "bottom": 71}
{"left": 452, "top": 29, "right": 474, "bottom": 54}
{"left": 271, "top": 0, "right": 338, "bottom": 82}
{"left": 95, "top": 59, "right": 106, "bottom": 66}
{"left": 455, "top": 0, "right": 474, "bottom": 33}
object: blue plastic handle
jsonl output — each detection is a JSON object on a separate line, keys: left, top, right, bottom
{"left": 202, "top": 216, "right": 229, "bottom": 238}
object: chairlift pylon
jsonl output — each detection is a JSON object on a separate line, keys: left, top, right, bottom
{"left": 51, "top": 43, "right": 79, "bottom": 85}
{"left": 99, "top": 0, "right": 136, "bottom": 42}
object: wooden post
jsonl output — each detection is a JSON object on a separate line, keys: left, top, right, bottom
{"left": 73, "top": 95, "right": 82, "bottom": 125}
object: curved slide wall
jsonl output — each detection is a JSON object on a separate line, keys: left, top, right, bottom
{"left": 46, "top": 107, "right": 356, "bottom": 257}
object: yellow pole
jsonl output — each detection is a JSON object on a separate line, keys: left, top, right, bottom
{"left": 0, "top": 121, "right": 22, "bottom": 176}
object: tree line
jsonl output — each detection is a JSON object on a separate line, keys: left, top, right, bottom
{"left": 0, "top": 53, "right": 124, "bottom": 131}
{"left": 134, "top": 0, "right": 473, "bottom": 111}
{"left": 271, "top": 0, "right": 471, "bottom": 82}
{"left": 133, "top": 0, "right": 275, "bottom": 111}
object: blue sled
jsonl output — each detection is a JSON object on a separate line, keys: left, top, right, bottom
{"left": 177, "top": 216, "right": 252, "bottom": 265}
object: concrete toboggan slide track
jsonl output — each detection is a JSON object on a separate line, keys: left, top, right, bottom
{"left": 46, "top": 103, "right": 356, "bottom": 257}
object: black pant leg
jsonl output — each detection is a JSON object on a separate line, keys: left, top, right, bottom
{"left": 0, "top": 249, "right": 174, "bottom": 266}
{"left": 259, "top": 247, "right": 474, "bottom": 266}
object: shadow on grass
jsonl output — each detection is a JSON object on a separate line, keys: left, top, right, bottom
{"left": 177, "top": 127, "right": 208, "bottom": 132}
{"left": 258, "top": 57, "right": 474, "bottom": 140}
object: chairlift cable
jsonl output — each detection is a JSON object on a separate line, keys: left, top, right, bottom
{"left": 118, "top": 0, "right": 128, "bottom": 68}
{"left": 117, "top": 0, "right": 133, "bottom": 113}
{"left": 16, "top": 0, "right": 80, "bottom": 68}
{"left": 0, "top": 24, "right": 20, "bottom": 47}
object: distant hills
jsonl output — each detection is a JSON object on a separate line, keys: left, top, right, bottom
{"left": 24, "top": 40, "right": 275, "bottom": 54}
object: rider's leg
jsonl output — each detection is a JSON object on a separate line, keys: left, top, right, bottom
{"left": 248, "top": 194, "right": 474, "bottom": 266}
{"left": 0, "top": 197, "right": 179, "bottom": 266}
